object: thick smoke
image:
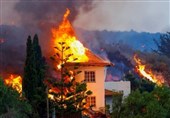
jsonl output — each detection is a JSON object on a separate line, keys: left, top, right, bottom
{"left": 14, "top": 0, "right": 94, "bottom": 52}
{"left": 0, "top": 25, "right": 28, "bottom": 77}
{"left": 75, "top": 28, "right": 136, "bottom": 81}
{"left": 0, "top": 0, "right": 94, "bottom": 77}
{"left": 15, "top": 0, "right": 93, "bottom": 30}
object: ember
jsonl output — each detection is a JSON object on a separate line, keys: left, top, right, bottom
{"left": 134, "top": 54, "right": 164, "bottom": 86}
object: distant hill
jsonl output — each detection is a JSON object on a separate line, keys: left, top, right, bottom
{"left": 75, "top": 28, "right": 161, "bottom": 52}
{"left": 75, "top": 28, "right": 162, "bottom": 81}
{"left": 0, "top": 25, "right": 162, "bottom": 80}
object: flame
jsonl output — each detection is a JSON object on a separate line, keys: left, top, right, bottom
{"left": 4, "top": 74, "right": 22, "bottom": 93}
{"left": 134, "top": 55, "right": 164, "bottom": 86}
{"left": 52, "top": 9, "right": 88, "bottom": 64}
{"left": 48, "top": 70, "right": 74, "bottom": 100}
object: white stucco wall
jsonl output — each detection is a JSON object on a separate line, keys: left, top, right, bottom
{"left": 105, "top": 81, "right": 131, "bottom": 112}
{"left": 75, "top": 66, "right": 106, "bottom": 111}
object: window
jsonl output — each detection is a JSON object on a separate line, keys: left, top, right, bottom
{"left": 84, "top": 71, "right": 95, "bottom": 82}
{"left": 86, "top": 96, "right": 96, "bottom": 107}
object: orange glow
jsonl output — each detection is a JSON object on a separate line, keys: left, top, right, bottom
{"left": 0, "top": 38, "right": 4, "bottom": 44}
{"left": 134, "top": 55, "right": 164, "bottom": 86}
{"left": 52, "top": 8, "right": 88, "bottom": 65}
{"left": 4, "top": 74, "right": 22, "bottom": 93}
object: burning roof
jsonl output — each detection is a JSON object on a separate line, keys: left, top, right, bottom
{"left": 66, "top": 49, "right": 112, "bottom": 67}
{"left": 52, "top": 9, "right": 112, "bottom": 67}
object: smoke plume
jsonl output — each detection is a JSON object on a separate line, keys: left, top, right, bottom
{"left": 0, "top": 0, "right": 94, "bottom": 77}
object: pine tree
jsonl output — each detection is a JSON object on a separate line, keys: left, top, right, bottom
{"left": 48, "top": 42, "right": 92, "bottom": 118}
{"left": 23, "top": 34, "right": 46, "bottom": 118}
{"left": 23, "top": 35, "right": 36, "bottom": 101}
{"left": 155, "top": 32, "right": 170, "bottom": 58}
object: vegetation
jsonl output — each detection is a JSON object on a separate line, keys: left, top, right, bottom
{"left": 155, "top": 32, "right": 170, "bottom": 58}
{"left": 109, "top": 86, "right": 170, "bottom": 118}
{"left": 111, "top": 91, "right": 123, "bottom": 118}
{"left": 48, "top": 42, "right": 92, "bottom": 117}
{"left": 0, "top": 78, "right": 32, "bottom": 118}
{"left": 23, "top": 34, "right": 47, "bottom": 117}
{"left": 122, "top": 86, "right": 170, "bottom": 118}
{"left": 124, "top": 72, "right": 155, "bottom": 92}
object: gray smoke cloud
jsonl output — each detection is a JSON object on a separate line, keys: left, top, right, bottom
{"left": 14, "top": 0, "right": 94, "bottom": 54}
{"left": 15, "top": 0, "right": 93, "bottom": 31}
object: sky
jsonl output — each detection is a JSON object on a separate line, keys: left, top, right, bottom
{"left": 0, "top": 0, "right": 170, "bottom": 33}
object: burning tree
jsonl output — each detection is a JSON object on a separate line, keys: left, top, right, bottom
{"left": 0, "top": 78, "right": 32, "bottom": 117}
{"left": 48, "top": 42, "right": 92, "bottom": 117}
{"left": 47, "top": 9, "right": 92, "bottom": 117}
{"left": 23, "top": 34, "right": 47, "bottom": 117}
{"left": 133, "top": 54, "right": 165, "bottom": 86}
{"left": 4, "top": 74, "right": 22, "bottom": 94}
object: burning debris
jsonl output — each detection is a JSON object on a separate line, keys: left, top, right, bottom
{"left": 134, "top": 54, "right": 164, "bottom": 86}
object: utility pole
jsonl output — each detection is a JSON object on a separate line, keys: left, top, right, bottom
{"left": 46, "top": 87, "right": 49, "bottom": 118}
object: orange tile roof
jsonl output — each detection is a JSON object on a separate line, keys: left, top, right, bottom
{"left": 105, "top": 89, "right": 114, "bottom": 96}
{"left": 105, "top": 89, "right": 122, "bottom": 96}
{"left": 66, "top": 49, "right": 113, "bottom": 67}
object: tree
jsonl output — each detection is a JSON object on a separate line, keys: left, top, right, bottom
{"left": 124, "top": 71, "right": 155, "bottom": 92}
{"left": 23, "top": 34, "right": 46, "bottom": 118}
{"left": 112, "top": 91, "right": 123, "bottom": 118}
{"left": 0, "top": 78, "right": 32, "bottom": 118}
{"left": 124, "top": 72, "right": 140, "bottom": 91}
{"left": 48, "top": 42, "right": 92, "bottom": 118}
{"left": 155, "top": 32, "right": 170, "bottom": 58}
{"left": 120, "top": 86, "right": 170, "bottom": 118}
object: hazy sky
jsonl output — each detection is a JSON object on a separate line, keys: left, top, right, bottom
{"left": 0, "top": 0, "right": 170, "bottom": 33}
{"left": 74, "top": 0, "right": 170, "bottom": 32}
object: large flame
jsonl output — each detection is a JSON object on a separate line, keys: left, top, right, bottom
{"left": 52, "top": 9, "right": 88, "bottom": 63}
{"left": 4, "top": 74, "right": 22, "bottom": 93}
{"left": 134, "top": 55, "right": 164, "bottom": 86}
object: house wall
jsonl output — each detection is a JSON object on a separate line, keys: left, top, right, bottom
{"left": 75, "top": 66, "right": 106, "bottom": 111}
{"left": 105, "top": 81, "right": 131, "bottom": 112}
{"left": 105, "top": 96, "right": 112, "bottom": 112}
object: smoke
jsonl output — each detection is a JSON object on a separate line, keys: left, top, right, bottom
{"left": 14, "top": 0, "right": 93, "bottom": 31}
{"left": 14, "top": 0, "right": 95, "bottom": 53}
{"left": 0, "top": 0, "right": 95, "bottom": 77}
{"left": 75, "top": 28, "right": 136, "bottom": 80}
{"left": 0, "top": 25, "right": 28, "bottom": 77}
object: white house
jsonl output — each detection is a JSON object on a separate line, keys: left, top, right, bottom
{"left": 105, "top": 81, "right": 131, "bottom": 112}
{"left": 69, "top": 50, "right": 112, "bottom": 111}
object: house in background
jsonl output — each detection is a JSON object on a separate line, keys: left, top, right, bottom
{"left": 105, "top": 81, "right": 131, "bottom": 112}
{"left": 70, "top": 50, "right": 112, "bottom": 111}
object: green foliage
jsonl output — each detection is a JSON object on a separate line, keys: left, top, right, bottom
{"left": 124, "top": 72, "right": 155, "bottom": 92}
{"left": 120, "top": 86, "right": 170, "bottom": 118}
{"left": 112, "top": 91, "right": 123, "bottom": 118}
{"left": 124, "top": 72, "right": 140, "bottom": 91}
{"left": 23, "top": 34, "right": 47, "bottom": 117}
{"left": 48, "top": 42, "right": 92, "bottom": 116}
{"left": 0, "top": 78, "right": 32, "bottom": 118}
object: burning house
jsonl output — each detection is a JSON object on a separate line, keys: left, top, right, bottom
{"left": 50, "top": 9, "right": 112, "bottom": 111}
{"left": 2, "top": 8, "right": 113, "bottom": 113}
